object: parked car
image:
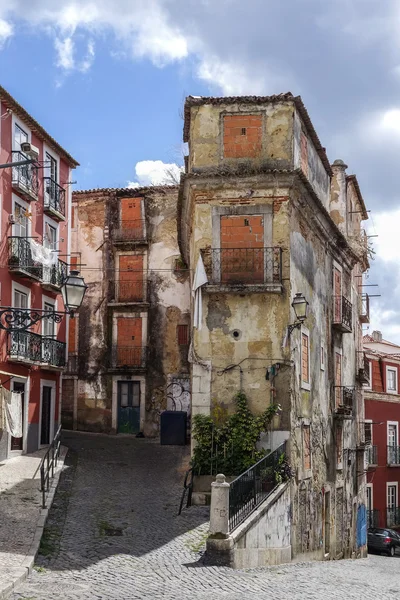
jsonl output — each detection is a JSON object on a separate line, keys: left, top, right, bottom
{"left": 368, "top": 528, "right": 400, "bottom": 556}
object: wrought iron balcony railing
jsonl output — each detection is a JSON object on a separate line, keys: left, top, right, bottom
{"left": 12, "top": 151, "right": 39, "bottom": 200}
{"left": 7, "top": 331, "right": 66, "bottom": 368}
{"left": 334, "top": 386, "right": 354, "bottom": 416}
{"left": 366, "top": 445, "right": 378, "bottom": 465}
{"left": 42, "top": 259, "right": 68, "bottom": 290}
{"left": 8, "top": 237, "right": 43, "bottom": 280}
{"left": 43, "top": 178, "right": 66, "bottom": 218}
{"left": 387, "top": 507, "right": 400, "bottom": 528}
{"left": 207, "top": 247, "right": 282, "bottom": 286}
{"left": 367, "top": 508, "right": 380, "bottom": 528}
{"left": 357, "top": 352, "right": 370, "bottom": 385}
{"left": 111, "top": 346, "right": 147, "bottom": 369}
{"left": 111, "top": 220, "right": 146, "bottom": 243}
{"left": 360, "top": 293, "right": 370, "bottom": 324}
{"left": 111, "top": 279, "right": 147, "bottom": 303}
{"left": 333, "top": 295, "right": 353, "bottom": 333}
{"left": 387, "top": 445, "right": 400, "bottom": 465}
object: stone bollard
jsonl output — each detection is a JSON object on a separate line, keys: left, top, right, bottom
{"left": 209, "top": 473, "right": 230, "bottom": 537}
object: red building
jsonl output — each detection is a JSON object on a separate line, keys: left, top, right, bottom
{"left": 364, "top": 331, "right": 400, "bottom": 529}
{"left": 0, "top": 85, "right": 78, "bottom": 460}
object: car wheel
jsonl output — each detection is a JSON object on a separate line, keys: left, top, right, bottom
{"left": 389, "top": 545, "right": 396, "bottom": 557}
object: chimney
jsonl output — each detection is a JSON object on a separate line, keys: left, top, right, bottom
{"left": 372, "top": 331, "right": 382, "bottom": 342}
{"left": 330, "top": 159, "right": 348, "bottom": 237}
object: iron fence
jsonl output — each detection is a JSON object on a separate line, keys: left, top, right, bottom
{"left": 43, "top": 177, "right": 66, "bottom": 217}
{"left": 334, "top": 386, "right": 355, "bottom": 412}
{"left": 208, "top": 247, "right": 282, "bottom": 285}
{"left": 112, "top": 279, "right": 147, "bottom": 302}
{"left": 41, "top": 336, "right": 66, "bottom": 367}
{"left": 39, "top": 425, "right": 62, "bottom": 508}
{"left": 8, "top": 236, "right": 43, "bottom": 280}
{"left": 387, "top": 445, "right": 400, "bottom": 465}
{"left": 333, "top": 295, "right": 353, "bottom": 332}
{"left": 229, "top": 441, "right": 287, "bottom": 531}
{"left": 387, "top": 507, "right": 400, "bottom": 528}
{"left": 43, "top": 259, "right": 68, "bottom": 289}
{"left": 366, "top": 445, "right": 378, "bottom": 465}
{"left": 12, "top": 151, "right": 39, "bottom": 198}
{"left": 367, "top": 508, "right": 380, "bottom": 528}
{"left": 111, "top": 220, "right": 146, "bottom": 242}
{"left": 111, "top": 346, "right": 147, "bottom": 369}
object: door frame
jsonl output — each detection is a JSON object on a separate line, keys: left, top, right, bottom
{"left": 39, "top": 379, "right": 56, "bottom": 448}
{"left": 112, "top": 375, "right": 146, "bottom": 433}
{"left": 8, "top": 375, "right": 29, "bottom": 458}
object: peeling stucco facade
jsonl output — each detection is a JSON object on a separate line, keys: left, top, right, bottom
{"left": 180, "top": 94, "right": 369, "bottom": 561}
{"left": 62, "top": 186, "right": 190, "bottom": 437}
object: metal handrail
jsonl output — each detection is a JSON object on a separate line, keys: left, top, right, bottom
{"left": 39, "top": 424, "right": 62, "bottom": 508}
{"left": 208, "top": 247, "right": 283, "bottom": 285}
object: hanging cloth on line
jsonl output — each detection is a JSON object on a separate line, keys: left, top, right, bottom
{"left": 1, "top": 388, "right": 23, "bottom": 438}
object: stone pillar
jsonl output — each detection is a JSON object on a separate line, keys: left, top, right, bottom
{"left": 209, "top": 474, "right": 230, "bottom": 536}
{"left": 330, "top": 159, "right": 348, "bottom": 237}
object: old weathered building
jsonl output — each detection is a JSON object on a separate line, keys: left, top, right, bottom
{"left": 180, "top": 93, "right": 370, "bottom": 560}
{"left": 62, "top": 186, "right": 191, "bottom": 435}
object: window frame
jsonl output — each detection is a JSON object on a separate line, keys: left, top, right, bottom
{"left": 177, "top": 324, "right": 189, "bottom": 346}
{"left": 387, "top": 482, "right": 398, "bottom": 509}
{"left": 12, "top": 195, "right": 31, "bottom": 238}
{"left": 300, "top": 325, "right": 311, "bottom": 391}
{"left": 386, "top": 366, "right": 398, "bottom": 394}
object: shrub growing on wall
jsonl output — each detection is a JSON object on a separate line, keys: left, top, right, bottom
{"left": 191, "top": 392, "right": 280, "bottom": 476}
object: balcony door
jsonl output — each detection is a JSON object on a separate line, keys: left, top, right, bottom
{"left": 117, "top": 381, "right": 140, "bottom": 434}
{"left": 40, "top": 385, "right": 54, "bottom": 446}
{"left": 45, "top": 152, "right": 58, "bottom": 183}
{"left": 14, "top": 202, "right": 29, "bottom": 238}
{"left": 387, "top": 484, "right": 398, "bottom": 527}
{"left": 388, "top": 423, "right": 398, "bottom": 464}
{"left": 11, "top": 290, "right": 29, "bottom": 356}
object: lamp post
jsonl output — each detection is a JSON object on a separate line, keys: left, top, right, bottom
{"left": 287, "top": 292, "right": 309, "bottom": 336}
{"left": 0, "top": 270, "right": 87, "bottom": 331}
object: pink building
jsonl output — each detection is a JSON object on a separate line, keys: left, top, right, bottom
{"left": 0, "top": 85, "right": 78, "bottom": 460}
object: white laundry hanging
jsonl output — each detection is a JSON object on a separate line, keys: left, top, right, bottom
{"left": 2, "top": 388, "right": 23, "bottom": 438}
{"left": 192, "top": 255, "right": 209, "bottom": 331}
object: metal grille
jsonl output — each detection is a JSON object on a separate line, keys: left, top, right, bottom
{"left": 111, "top": 346, "right": 147, "bottom": 368}
{"left": 43, "top": 260, "right": 68, "bottom": 288}
{"left": 7, "top": 331, "right": 66, "bottom": 367}
{"left": 112, "top": 220, "right": 146, "bottom": 242}
{"left": 177, "top": 324, "right": 189, "bottom": 346}
{"left": 41, "top": 337, "right": 66, "bottom": 367}
{"left": 387, "top": 445, "right": 400, "bottom": 465}
{"left": 366, "top": 445, "right": 378, "bottom": 465}
{"left": 12, "top": 151, "right": 39, "bottom": 198}
{"left": 387, "top": 507, "right": 400, "bottom": 528}
{"left": 334, "top": 386, "right": 355, "bottom": 413}
{"left": 8, "top": 236, "right": 43, "bottom": 280}
{"left": 43, "top": 178, "right": 66, "bottom": 217}
{"left": 333, "top": 295, "right": 353, "bottom": 331}
{"left": 209, "top": 247, "right": 282, "bottom": 285}
{"left": 229, "top": 442, "right": 287, "bottom": 531}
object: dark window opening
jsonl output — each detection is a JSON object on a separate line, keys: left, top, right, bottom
{"left": 241, "top": 127, "right": 246, "bottom": 136}
{"left": 244, "top": 218, "right": 249, "bottom": 226}
{"left": 177, "top": 324, "right": 189, "bottom": 346}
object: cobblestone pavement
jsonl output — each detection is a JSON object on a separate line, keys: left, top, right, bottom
{"left": 11, "top": 432, "right": 400, "bottom": 600}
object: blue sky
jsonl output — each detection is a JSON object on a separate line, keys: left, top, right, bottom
{"left": 0, "top": 0, "right": 399, "bottom": 340}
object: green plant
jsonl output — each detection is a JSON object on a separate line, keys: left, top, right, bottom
{"left": 191, "top": 392, "right": 280, "bottom": 476}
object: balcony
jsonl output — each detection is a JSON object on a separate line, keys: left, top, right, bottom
{"left": 8, "top": 237, "right": 67, "bottom": 289}
{"left": 43, "top": 178, "right": 66, "bottom": 220}
{"left": 357, "top": 353, "right": 370, "bottom": 385}
{"left": 333, "top": 386, "right": 354, "bottom": 418}
{"left": 360, "top": 293, "right": 370, "bottom": 324}
{"left": 387, "top": 446, "right": 400, "bottom": 466}
{"left": 367, "top": 508, "right": 380, "bottom": 528}
{"left": 11, "top": 151, "right": 39, "bottom": 201}
{"left": 111, "top": 220, "right": 146, "bottom": 245}
{"left": 109, "top": 279, "right": 148, "bottom": 305}
{"left": 110, "top": 346, "right": 147, "bottom": 370}
{"left": 387, "top": 507, "right": 400, "bottom": 528}
{"left": 366, "top": 445, "right": 378, "bottom": 466}
{"left": 7, "top": 331, "right": 66, "bottom": 368}
{"left": 333, "top": 295, "right": 353, "bottom": 333}
{"left": 205, "top": 247, "right": 283, "bottom": 292}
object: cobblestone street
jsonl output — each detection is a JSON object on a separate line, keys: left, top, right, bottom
{"left": 10, "top": 432, "right": 400, "bottom": 600}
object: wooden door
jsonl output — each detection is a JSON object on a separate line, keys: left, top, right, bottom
{"left": 117, "top": 381, "right": 140, "bottom": 434}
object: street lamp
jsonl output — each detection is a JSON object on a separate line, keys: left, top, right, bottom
{"left": 0, "top": 270, "right": 87, "bottom": 331}
{"left": 287, "top": 293, "right": 309, "bottom": 336}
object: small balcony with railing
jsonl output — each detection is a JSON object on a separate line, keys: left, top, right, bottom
{"left": 204, "top": 247, "right": 283, "bottom": 293}
{"left": 332, "top": 296, "right": 353, "bottom": 333}
{"left": 110, "top": 346, "right": 147, "bottom": 371}
{"left": 387, "top": 445, "right": 400, "bottom": 466}
{"left": 387, "top": 507, "right": 400, "bottom": 528}
{"left": 8, "top": 236, "right": 67, "bottom": 289}
{"left": 333, "top": 386, "right": 355, "bottom": 418}
{"left": 360, "top": 293, "right": 370, "bottom": 324}
{"left": 11, "top": 151, "right": 39, "bottom": 201}
{"left": 366, "top": 445, "right": 378, "bottom": 467}
{"left": 111, "top": 220, "right": 147, "bottom": 245}
{"left": 7, "top": 331, "right": 66, "bottom": 369}
{"left": 357, "top": 352, "right": 370, "bottom": 385}
{"left": 109, "top": 279, "right": 148, "bottom": 305}
{"left": 43, "top": 178, "right": 66, "bottom": 220}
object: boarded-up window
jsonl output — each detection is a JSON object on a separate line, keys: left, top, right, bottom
{"left": 177, "top": 324, "right": 189, "bottom": 346}
{"left": 301, "top": 332, "right": 310, "bottom": 386}
{"left": 223, "top": 114, "right": 262, "bottom": 159}
{"left": 303, "top": 425, "right": 311, "bottom": 470}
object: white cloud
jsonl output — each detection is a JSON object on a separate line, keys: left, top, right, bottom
{"left": 0, "top": 19, "right": 13, "bottom": 47}
{"left": 198, "top": 59, "right": 273, "bottom": 96}
{"left": 368, "top": 208, "right": 400, "bottom": 263}
{"left": 79, "top": 40, "right": 95, "bottom": 73}
{"left": 54, "top": 36, "right": 75, "bottom": 70}
{"left": 128, "top": 160, "right": 183, "bottom": 188}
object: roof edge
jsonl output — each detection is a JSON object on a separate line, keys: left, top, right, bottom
{"left": 346, "top": 174, "right": 368, "bottom": 220}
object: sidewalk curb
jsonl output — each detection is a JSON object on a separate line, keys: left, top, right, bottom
{"left": 0, "top": 446, "right": 68, "bottom": 600}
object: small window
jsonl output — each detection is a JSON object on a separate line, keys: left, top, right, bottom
{"left": 320, "top": 344, "right": 325, "bottom": 371}
{"left": 365, "top": 422, "right": 372, "bottom": 445}
{"left": 244, "top": 218, "right": 249, "bottom": 226}
{"left": 303, "top": 425, "right": 311, "bottom": 471}
{"left": 301, "top": 328, "right": 310, "bottom": 390}
{"left": 241, "top": 127, "right": 246, "bottom": 136}
{"left": 177, "top": 324, "right": 189, "bottom": 346}
{"left": 387, "top": 367, "right": 398, "bottom": 394}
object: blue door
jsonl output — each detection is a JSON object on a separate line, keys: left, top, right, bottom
{"left": 117, "top": 381, "right": 140, "bottom": 434}
{"left": 357, "top": 504, "right": 367, "bottom": 548}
